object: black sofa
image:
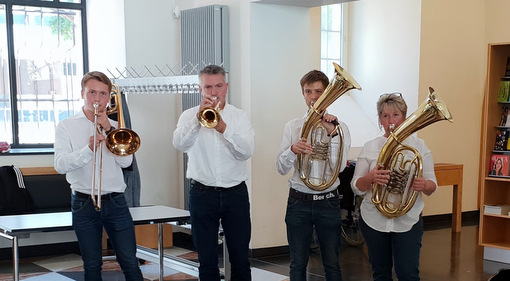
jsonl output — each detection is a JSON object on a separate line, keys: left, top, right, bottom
{"left": 0, "top": 167, "right": 77, "bottom": 260}
{"left": 0, "top": 165, "right": 71, "bottom": 215}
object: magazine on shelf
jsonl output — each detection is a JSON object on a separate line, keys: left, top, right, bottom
{"left": 489, "top": 154, "right": 510, "bottom": 177}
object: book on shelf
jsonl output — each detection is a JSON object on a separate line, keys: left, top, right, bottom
{"left": 494, "top": 130, "right": 510, "bottom": 151}
{"left": 497, "top": 78, "right": 510, "bottom": 102}
{"left": 484, "top": 204, "right": 510, "bottom": 215}
{"left": 506, "top": 56, "right": 510, "bottom": 77}
{"left": 488, "top": 154, "right": 510, "bottom": 176}
{"left": 500, "top": 105, "right": 510, "bottom": 126}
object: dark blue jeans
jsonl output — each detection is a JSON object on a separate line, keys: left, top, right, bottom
{"left": 71, "top": 192, "right": 143, "bottom": 281}
{"left": 285, "top": 196, "right": 343, "bottom": 281}
{"left": 359, "top": 216, "right": 423, "bottom": 281}
{"left": 189, "top": 181, "right": 252, "bottom": 281}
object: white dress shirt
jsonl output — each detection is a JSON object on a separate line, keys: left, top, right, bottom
{"left": 172, "top": 103, "right": 255, "bottom": 187}
{"left": 351, "top": 134, "right": 437, "bottom": 233}
{"left": 276, "top": 115, "right": 351, "bottom": 194}
{"left": 54, "top": 109, "right": 133, "bottom": 194}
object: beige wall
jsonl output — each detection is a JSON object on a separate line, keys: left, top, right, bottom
{"left": 418, "top": 0, "right": 486, "bottom": 215}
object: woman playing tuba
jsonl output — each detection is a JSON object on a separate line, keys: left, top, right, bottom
{"left": 350, "top": 90, "right": 451, "bottom": 281}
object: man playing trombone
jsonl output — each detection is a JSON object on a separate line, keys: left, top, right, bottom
{"left": 54, "top": 71, "right": 143, "bottom": 281}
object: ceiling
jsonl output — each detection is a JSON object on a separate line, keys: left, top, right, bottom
{"left": 251, "top": 0, "right": 356, "bottom": 8}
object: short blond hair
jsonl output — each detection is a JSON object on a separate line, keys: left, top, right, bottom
{"left": 81, "top": 71, "right": 112, "bottom": 93}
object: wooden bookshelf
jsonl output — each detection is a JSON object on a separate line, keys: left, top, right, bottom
{"left": 479, "top": 43, "right": 510, "bottom": 259}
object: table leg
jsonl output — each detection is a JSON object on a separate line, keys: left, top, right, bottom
{"left": 452, "top": 184, "right": 462, "bottom": 232}
{"left": 13, "top": 235, "right": 19, "bottom": 281}
{"left": 158, "top": 223, "right": 163, "bottom": 281}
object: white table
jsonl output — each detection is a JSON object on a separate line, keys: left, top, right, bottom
{"left": 0, "top": 205, "right": 190, "bottom": 281}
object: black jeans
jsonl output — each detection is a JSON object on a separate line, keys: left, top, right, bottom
{"left": 189, "top": 180, "right": 252, "bottom": 281}
{"left": 360, "top": 216, "right": 423, "bottom": 281}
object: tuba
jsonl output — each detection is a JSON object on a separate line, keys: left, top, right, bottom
{"left": 372, "top": 87, "right": 453, "bottom": 218}
{"left": 105, "top": 85, "right": 141, "bottom": 156}
{"left": 297, "top": 63, "right": 361, "bottom": 191}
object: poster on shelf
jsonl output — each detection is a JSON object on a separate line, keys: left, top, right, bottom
{"left": 489, "top": 154, "right": 510, "bottom": 177}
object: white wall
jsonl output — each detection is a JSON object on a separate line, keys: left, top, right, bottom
{"left": 250, "top": 3, "right": 319, "bottom": 249}
{"left": 87, "top": 0, "right": 126, "bottom": 73}
{"left": 122, "top": 0, "right": 183, "bottom": 208}
{"left": 334, "top": 0, "right": 422, "bottom": 148}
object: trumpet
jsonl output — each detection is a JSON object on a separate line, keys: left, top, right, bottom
{"left": 198, "top": 97, "right": 221, "bottom": 128}
{"left": 90, "top": 85, "right": 141, "bottom": 211}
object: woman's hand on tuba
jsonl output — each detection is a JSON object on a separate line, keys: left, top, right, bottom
{"left": 370, "top": 165, "right": 390, "bottom": 186}
{"left": 412, "top": 177, "right": 436, "bottom": 196}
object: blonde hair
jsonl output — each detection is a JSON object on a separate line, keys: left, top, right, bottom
{"left": 377, "top": 93, "right": 407, "bottom": 118}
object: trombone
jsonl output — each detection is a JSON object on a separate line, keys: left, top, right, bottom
{"left": 90, "top": 85, "right": 141, "bottom": 211}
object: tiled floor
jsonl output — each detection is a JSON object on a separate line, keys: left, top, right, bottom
{"left": 0, "top": 221, "right": 508, "bottom": 280}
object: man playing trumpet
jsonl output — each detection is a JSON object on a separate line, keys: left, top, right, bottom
{"left": 173, "top": 65, "right": 255, "bottom": 280}
{"left": 54, "top": 71, "right": 143, "bottom": 281}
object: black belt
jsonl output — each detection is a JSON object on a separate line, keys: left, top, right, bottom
{"left": 72, "top": 190, "right": 123, "bottom": 200}
{"left": 190, "top": 179, "right": 246, "bottom": 192}
{"left": 289, "top": 188, "right": 339, "bottom": 201}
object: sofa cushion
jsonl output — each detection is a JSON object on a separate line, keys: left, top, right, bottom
{"left": 24, "top": 174, "right": 71, "bottom": 213}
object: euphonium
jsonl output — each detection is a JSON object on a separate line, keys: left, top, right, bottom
{"left": 198, "top": 98, "right": 221, "bottom": 128}
{"left": 105, "top": 85, "right": 141, "bottom": 156}
{"left": 297, "top": 63, "right": 361, "bottom": 191}
{"left": 372, "top": 87, "right": 453, "bottom": 218}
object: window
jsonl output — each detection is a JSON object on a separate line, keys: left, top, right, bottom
{"left": 0, "top": 0, "right": 87, "bottom": 149}
{"left": 321, "top": 4, "right": 342, "bottom": 78}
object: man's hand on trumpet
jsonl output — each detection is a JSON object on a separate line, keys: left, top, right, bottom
{"left": 199, "top": 95, "right": 218, "bottom": 111}
{"left": 199, "top": 95, "right": 226, "bottom": 133}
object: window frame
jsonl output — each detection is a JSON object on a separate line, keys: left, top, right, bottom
{"left": 1, "top": 0, "right": 88, "bottom": 151}
{"left": 320, "top": 3, "right": 344, "bottom": 78}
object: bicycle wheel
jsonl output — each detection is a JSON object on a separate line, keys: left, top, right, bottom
{"left": 341, "top": 196, "right": 364, "bottom": 246}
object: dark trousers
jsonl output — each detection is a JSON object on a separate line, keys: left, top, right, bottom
{"left": 71, "top": 192, "right": 143, "bottom": 281}
{"left": 285, "top": 196, "right": 343, "bottom": 281}
{"left": 360, "top": 216, "right": 423, "bottom": 281}
{"left": 189, "top": 180, "right": 252, "bottom": 281}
